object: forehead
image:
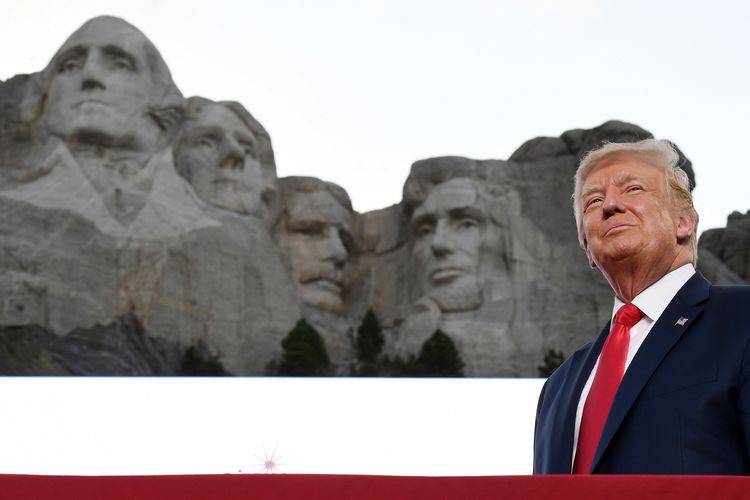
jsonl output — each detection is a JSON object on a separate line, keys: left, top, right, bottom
{"left": 287, "top": 191, "right": 352, "bottom": 226}
{"left": 414, "top": 178, "right": 482, "bottom": 217}
{"left": 582, "top": 159, "right": 664, "bottom": 189}
{"left": 187, "top": 104, "right": 253, "bottom": 138}
{"left": 58, "top": 19, "right": 149, "bottom": 62}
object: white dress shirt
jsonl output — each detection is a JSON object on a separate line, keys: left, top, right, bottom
{"left": 570, "top": 263, "right": 696, "bottom": 467}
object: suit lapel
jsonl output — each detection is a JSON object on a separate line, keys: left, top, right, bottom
{"left": 590, "top": 273, "right": 711, "bottom": 472}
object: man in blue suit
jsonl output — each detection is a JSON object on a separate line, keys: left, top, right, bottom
{"left": 534, "top": 139, "right": 750, "bottom": 475}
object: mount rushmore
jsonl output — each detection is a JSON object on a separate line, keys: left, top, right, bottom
{"left": 0, "top": 16, "right": 746, "bottom": 376}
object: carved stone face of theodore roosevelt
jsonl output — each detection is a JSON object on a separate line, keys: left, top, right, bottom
{"left": 277, "top": 184, "right": 354, "bottom": 313}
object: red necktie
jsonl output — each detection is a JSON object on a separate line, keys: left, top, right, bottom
{"left": 573, "top": 303, "right": 644, "bottom": 474}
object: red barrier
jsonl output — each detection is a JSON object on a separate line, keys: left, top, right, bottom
{"left": 2, "top": 474, "right": 749, "bottom": 500}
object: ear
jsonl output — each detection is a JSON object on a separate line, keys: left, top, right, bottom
{"left": 583, "top": 237, "right": 597, "bottom": 269}
{"left": 676, "top": 210, "right": 696, "bottom": 242}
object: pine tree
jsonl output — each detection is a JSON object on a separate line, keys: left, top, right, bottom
{"left": 276, "top": 319, "right": 332, "bottom": 376}
{"left": 416, "top": 329, "right": 464, "bottom": 377}
{"left": 179, "top": 343, "right": 229, "bottom": 376}
{"left": 356, "top": 308, "right": 384, "bottom": 363}
{"left": 537, "top": 348, "right": 565, "bottom": 377}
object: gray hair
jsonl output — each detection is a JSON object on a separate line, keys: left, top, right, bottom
{"left": 572, "top": 139, "right": 699, "bottom": 264}
{"left": 402, "top": 157, "right": 509, "bottom": 228}
{"left": 277, "top": 176, "right": 352, "bottom": 212}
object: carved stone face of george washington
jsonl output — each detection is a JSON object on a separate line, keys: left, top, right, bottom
{"left": 42, "top": 17, "right": 164, "bottom": 152}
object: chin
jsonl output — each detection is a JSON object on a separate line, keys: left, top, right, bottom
{"left": 597, "top": 239, "right": 644, "bottom": 262}
{"left": 425, "top": 275, "right": 482, "bottom": 313}
{"left": 212, "top": 196, "right": 248, "bottom": 215}
{"left": 300, "top": 283, "right": 345, "bottom": 314}
{"left": 209, "top": 186, "right": 262, "bottom": 216}
{"left": 303, "top": 294, "right": 344, "bottom": 314}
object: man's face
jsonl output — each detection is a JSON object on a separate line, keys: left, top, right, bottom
{"left": 42, "top": 18, "right": 156, "bottom": 150}
{"left": 280, "top": 191, "right": 353, "bottom": 313}
{"left": 176, "top": 103, "right": 264, "bottom": 215}
{"left": 410, "top": 178, "right": 486, "bottom": 311}
{"left": 580, "top": 159, "right": 690, "bottom": 271}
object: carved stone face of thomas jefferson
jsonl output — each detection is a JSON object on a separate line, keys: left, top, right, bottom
{"left": 278, "top": 187, "right": 354, "bottom": 313}
{"left": 175, "top": 101, "right": 264, "bottom": 215}
{"left": 410, "top": 178, "right": 488, "bottom": 312}
{"left": 42, "top": 17, "right": 161, "bottom": 152}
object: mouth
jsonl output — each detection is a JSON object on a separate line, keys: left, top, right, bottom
{"left": 73, "top": 99, "right": 108, "bottom": 109}
{"left": 430, "top": 267, "right": 467, "bottom": 284}
{"left": 306, "top": 278, "right": 343, "bottom": 296}
{"left": 604, "top": 223, "right": 633, "bottom": 236}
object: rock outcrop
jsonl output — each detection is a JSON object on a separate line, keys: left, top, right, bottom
{"left": 699, "top": 211, "right": 750, "bottom": 284}
{"left": 1, "top": 16, "right": 746, "bottom": 377}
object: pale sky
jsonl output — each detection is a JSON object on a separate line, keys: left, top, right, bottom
{"left": 2, "top": 0, "right": 749, "bottom": 232}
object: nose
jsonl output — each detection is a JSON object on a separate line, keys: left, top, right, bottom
{"left": 79, "top": 53, "right": 106, "bottom": 92}
{"left": 600, "top": 187, "right": 625, "bottom": 218}
{"left": 321, "top": 228, "right": 348, "bottom": 267}
{"left": 219, "top": 135, "right": 245, "bottom": 170}
{"left": 430, "top": 221, "right": 454, "bottom": 257}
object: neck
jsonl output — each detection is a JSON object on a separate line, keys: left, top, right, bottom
{"left": 600, "top": 251, "right": 692, "bottom": 303}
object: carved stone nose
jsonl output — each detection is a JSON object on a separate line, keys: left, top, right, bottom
{"left": 81, "top": 79, "right": 105, "bottom": 91}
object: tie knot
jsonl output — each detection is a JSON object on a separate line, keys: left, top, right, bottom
{"left": 615, "top": 303, "right": 644, "bottom": 328}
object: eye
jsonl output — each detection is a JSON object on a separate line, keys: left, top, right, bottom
{"left": 195, "top": 136, "right": 217, "bottom": 151}
{"left": 626, "top": 185, "right": 643, "bottom": 194}
{"left": 239, "top": 141, "right": 257, "bottom": 159}
{"left": 585, "top": 197, "right": 603, "bottom": 210}
{"left": 456, "top": 218, "right": 479, "bottom": 230}
{"left": 415, "top": 224, "right": 433, "bottom": 237}
{"left": 109, "top": 56, "right": 135, "bottom": 71}
{"left": 58, "top": 56, "right": 83, "bottom": 73}
{"left": 295, "top": 222, "right": 325, "bottom": 237}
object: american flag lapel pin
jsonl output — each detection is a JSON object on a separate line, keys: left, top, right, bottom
{"left": 675, "top": 317, "right": 689, "bottom": 326}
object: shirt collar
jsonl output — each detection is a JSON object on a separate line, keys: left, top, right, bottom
{"left": 612, "top": 263, "right": 696, "bottom": 323}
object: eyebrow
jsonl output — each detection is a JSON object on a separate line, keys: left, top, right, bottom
{"left": 287, "top": 217, "right": 326, "bottom": 229}
{"left": 189, "top": 125, "right": 224, "bottom": 137}
{"left": 410, "top": 212, "right": 434, "bottom": 227}
{"left": 55, "top": 45, "right": 87, "bottom": 64}
{"left": 448, "top": 206, "right": 486, "bottom": 221}
{"left": 581, "top": 184, "right": 603, "bottom": 200}
{"left": 582, "top": 174, "right": 645, "bottom": 199}
{"left": 235, "top": 131, "right": 257, "bottom": 145}
{"left": 411, "top": 205, "right": 486, "bottom": 226}
{"left": 102, "top": 44, "right": 138, "bottom": 70}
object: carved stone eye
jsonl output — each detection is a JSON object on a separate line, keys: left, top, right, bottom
{"left": 59, "top": 57, "right": 82, "bottom": 73}
{"left": 295, "top": 222, "right": 326, "bottom": 237}
{"left": 111, "top": 57, "right": 134, "bottom": 71}
{"left": 457, "top": 218, "right": 479, "bottom": 230}
{"left": 195, "top": 136, "right": 217, "bottom": 151}
{"left": 240, "top": 141, "right": 257, "bottom": 159}
{"left": 416, "top": 224, "right": 433, "bottom": 237}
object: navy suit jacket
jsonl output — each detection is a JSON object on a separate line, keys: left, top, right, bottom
{"left": 534, "top": 273, "right": 750, "bottom": 474}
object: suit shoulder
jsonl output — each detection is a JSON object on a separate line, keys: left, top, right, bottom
{"left": 709, "top": 284, "right": 750, "bottom": 303}
{"left": 705, "top": 284, "right": 750, "bottom": 339}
